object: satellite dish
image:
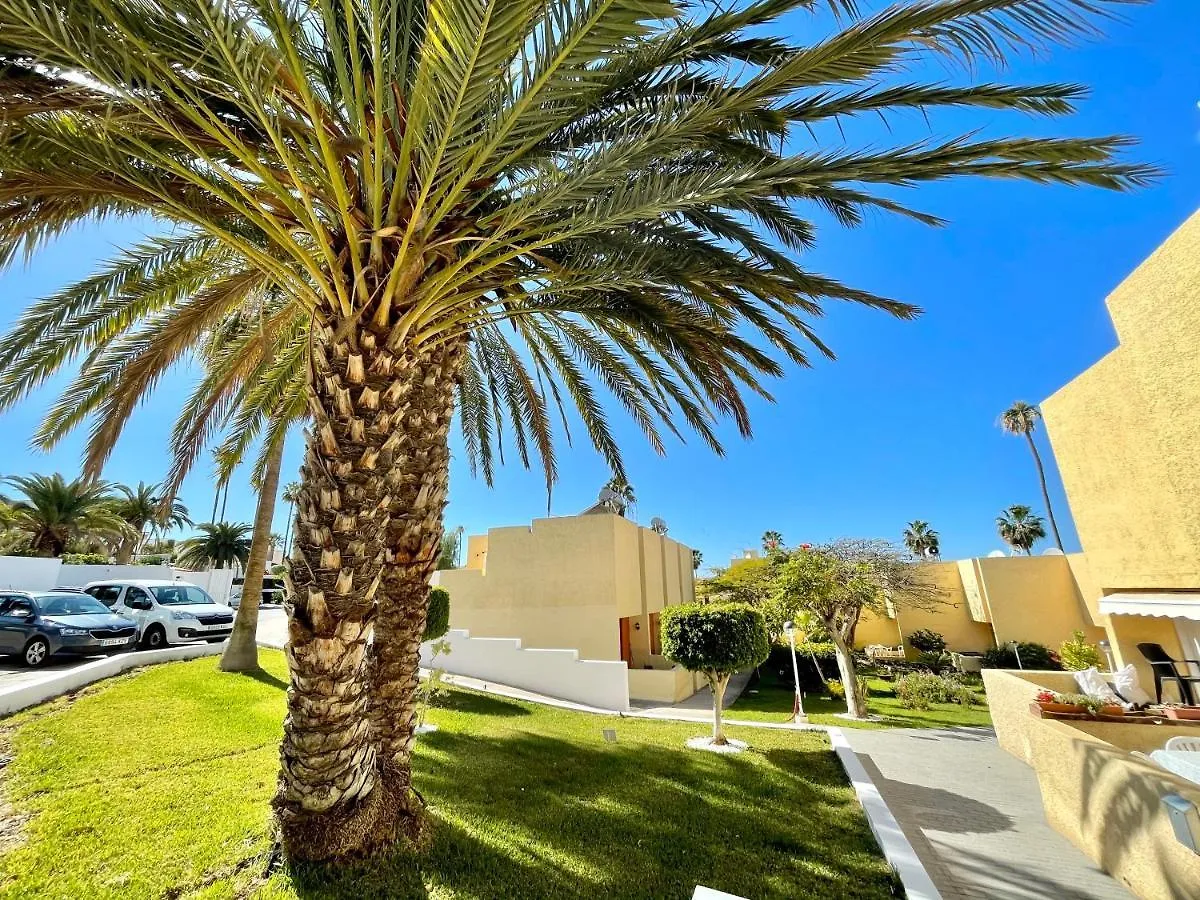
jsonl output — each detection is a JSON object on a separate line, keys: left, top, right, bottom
{"left": 650, "top": 517, "right": 668, "bottom": 535}
{"left": 1042, "top": 547, "right": 1064, "bottom": 556}
{"left": 597, "top": 486, "right": 627, "bottom": 514}
{"left": 987, "top": 549, "right": 1007, "bottom": 558}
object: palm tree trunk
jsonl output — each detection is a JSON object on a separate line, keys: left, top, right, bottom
{"left": 273, "top": 324, "right": 461, "bottom": 861}
{"left": 282, "top": 501, "right": 294, "bottom": 558}
{"left": 211, "top": 489, "right": 220, "bottom": 524}
{"left": 219, "top": 480, "right": 229, "bottom": 522}
{"left": 1025, "top": 432, "right": 1064, "bottom": 552}
{"left": 220, "top": 436, "right": 284, "bottom": 673}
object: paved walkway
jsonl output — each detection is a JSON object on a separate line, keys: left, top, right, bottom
{"left": 843, "top": 726, "right": 1134, "bottom": 900}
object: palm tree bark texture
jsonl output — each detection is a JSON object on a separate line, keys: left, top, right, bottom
{"left": 274, "top": 322, "right": 460, "bottom": 859}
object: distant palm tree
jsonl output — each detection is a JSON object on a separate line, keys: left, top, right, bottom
{"left": 762, "top": 530, "right": 783, "bottom": 553}
{"left": 280, "top": 482, "right": 301, "bottom": 559}
{"left": 176, "top": 522, "right": 253, "bottom": 571}
{"left": 996, "top": 505, "right": 1047, "bottom": 555}
{"left": 902, "top": 521, "right": 940, "bottom": 559}
{"left": 1000, "top": 402, "right": 1064, "bottom": 551}
{"left": 112, "top": 481, "right": 191, "bottom": 563}
{"left": 692, "top": 549, "right": 703, "bottom": 571}
{"left": 602, "top": 478, "right": 636, "bottom": 518}
{"left": 3, "top": 474, "right": 129, "bottom": 558}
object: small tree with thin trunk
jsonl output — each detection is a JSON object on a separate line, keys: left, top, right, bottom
{"left": 661, "top": 603, "right": 768, "bottom": 746}
{"left": 769, "top": 540, "right": 943, "bottom": 719}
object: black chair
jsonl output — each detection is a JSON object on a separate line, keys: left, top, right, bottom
{"left": 1137, "top": 643, "right": 1200, "bottom": 705}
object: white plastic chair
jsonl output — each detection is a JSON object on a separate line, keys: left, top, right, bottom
{"left": 1164, "top": 736, "right": 1200, "bottom": 752}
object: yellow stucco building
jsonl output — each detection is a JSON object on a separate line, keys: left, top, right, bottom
{"left": 852, "top": 553, "right": 1104, "bottom": 654}
{"left": 433, "top": 513, "right": 701, "bottom": 703}
{"left": 1040, "top": 208, "right": 1200, "bottom": 692}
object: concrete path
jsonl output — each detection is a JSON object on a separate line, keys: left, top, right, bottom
{"left": 843, "top": 726, "right": 1134, "bottom": 900}
{"left": 629, "top": 669, "right": 754, "bottom": 719}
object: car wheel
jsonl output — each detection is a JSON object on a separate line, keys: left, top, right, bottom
{"left": 141, "top": 625, "right": 167, "bottom": 650}
{"left": 23, "top": 637, "right": 50, "bottom": 668}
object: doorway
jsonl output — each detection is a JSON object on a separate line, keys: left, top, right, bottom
{"left": 619, "top": 617, "right": 632, "bottom": 665}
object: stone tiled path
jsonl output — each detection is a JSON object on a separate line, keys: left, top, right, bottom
{"left": 843, "top": 726, "right": 1134, "bottom": 900}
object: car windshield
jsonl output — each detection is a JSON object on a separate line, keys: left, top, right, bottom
{"left": 35, "top": 594, "right": 112, "bottom": 616}
{"left": 149, "top": 585, "right": 213, "bottom": 606}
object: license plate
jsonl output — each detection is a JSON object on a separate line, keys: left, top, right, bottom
{"left": 98, "top": 638, "right": 127, "bottom": 647}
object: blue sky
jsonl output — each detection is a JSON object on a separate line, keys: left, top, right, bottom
{"left": 1, "top": 2, "right": 1198, "bottom": 570}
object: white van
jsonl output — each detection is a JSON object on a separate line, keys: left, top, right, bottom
{"left": 82, "top": 579, "right": 234, "bottom": 649}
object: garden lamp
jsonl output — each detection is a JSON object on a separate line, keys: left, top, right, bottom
{"left": 1098, "top": 639, "right": 1115, "bottom": 672}
{"left": 1007, "top": 640, "right": 1024, "bottom": 670}
{"left": 782, "top": 620, "right": 807, "bottom": 723}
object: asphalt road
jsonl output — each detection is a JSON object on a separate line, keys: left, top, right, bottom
{"left": 0, "top": 606, "right": 290, "bottom": 689}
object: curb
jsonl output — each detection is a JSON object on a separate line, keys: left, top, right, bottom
{"left": 0, "top": 642, "right": 229, "bottom": 717}
{"left": 829, "top": 727, "right": 942, "bottom": 900}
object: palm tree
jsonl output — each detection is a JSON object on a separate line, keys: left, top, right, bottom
{"left": 603, "top": 478, "right": 636, "bottom": 518}
{"left": 996, "top": 505, "right": 1047, "bottom": 555}
{"left": 175, "top": 522, "right": 254, "bottom": 571}
{"left": 902, "top": 521, "right": 940, "bottom": 559}
{"left": 280, "top": 482, "right": 302, "bottom": 560}
{"left": 0, "top": 0, "right": 1154, "bottom": 860}
{"left": 3, "top": 474, "right": 129, "bottom": 558}
{"left": 692, "top": 549, "right": 703, "bottom": 571}
{"left": 1000, "top": 401, "right": 1065, "bottom": 551}
{"left": 111, "top": 481, "right": 192, "bottom": 563}
{"left": 762, "top": 530, "right": 783, "bottom": 553}
{"left": 220, "top": 440, "right": 286, "bottom": 673}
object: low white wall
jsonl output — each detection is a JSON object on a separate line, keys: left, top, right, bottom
{"left": 0, "top": 556, "right": 61, "bottom": 590}
{"left": 0, "top": 643, "right": 224, "bottom": 717}
{"left": 55, "top": 563, "right": 175, "bottom": 589}
{"left": 422, "top": 629, "right": 630, "bottom": 711}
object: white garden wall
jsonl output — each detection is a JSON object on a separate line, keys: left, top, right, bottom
{"left": 0, "top": 556, "right": 60, "bottom": 590}
{"left": 422, "top": 629, "right": 630, "bottom": 711}
{"left": 55, "top": 563, "right": 175, "bottom": 589}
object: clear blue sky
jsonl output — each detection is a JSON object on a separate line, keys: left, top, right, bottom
{"left": 1, "top": 2, "right": 1197, "bottom": 570}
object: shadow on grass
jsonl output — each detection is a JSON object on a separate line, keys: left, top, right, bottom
{"left": 236, "top": 666, "right": 289, "bottom": 691}
{"left": 280, "top": 729, "right": 896, "bottom": 899}
{"left": 431, "top": 688, "right": 531, "bottom": 717}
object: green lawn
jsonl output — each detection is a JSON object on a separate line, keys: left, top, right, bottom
{"left": 0, "top": 650, "right": 898, "bottom": 899}
{"left": 730, "top": 666, "right": 993, "bottom": 730}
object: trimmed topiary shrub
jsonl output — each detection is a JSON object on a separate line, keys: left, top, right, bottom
{"left": 423, "top": 587, "right": 451, "bottom": 642}
{"left": 662, "top": 602, "right": 769, "bottom": 745}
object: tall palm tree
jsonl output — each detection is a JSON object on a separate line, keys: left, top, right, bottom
{"left": 1000, "top": 401, "right": 1065, "bottom": 551}
{"left": 902, "top": 520, "right": 940, "bottom": 558}
{"left": 220, "top": 440, "right": 286, "bottom": 672}
{"left": 0, "top": 0, "right": 1154, "bottom": 860}
{"left": 111, "top": 481, "right": 192, "bottom": 563}
{"left": 175, "top": 522, "right": 254, "bottom": 571}
{"left": 3, "top": 474, "right": 129, "bottom": 558}
{"left": 762, "top": 530, "right": 783, "bottom": 553}
{"left": 996, "top": 504, "right": 1047, "bottom": 555}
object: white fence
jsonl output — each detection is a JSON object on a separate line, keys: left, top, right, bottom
{"left": 422, "top": 629, "right": 630, "bottom": 711}
{"left": 0, "top": 557, "right": 236, "bottom": 604}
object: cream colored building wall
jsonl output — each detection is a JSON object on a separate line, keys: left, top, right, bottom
{"left": 854, "top": 609, "right": 901, "bottom": 647}
{"left": 433, "top": 514, "right": 695, "bottom": 664}
{"left": 1042, "top": 210, "right": 1200, "bottom": 592}
{"left": 894, "top": 562, "right": 995, "bottom": 654}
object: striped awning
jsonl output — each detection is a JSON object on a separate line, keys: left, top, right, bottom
{"left": 1099, "top": 592, "right": 1200, "bottom": 621}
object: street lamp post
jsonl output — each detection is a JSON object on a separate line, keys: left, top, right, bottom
{"left": 783, "top": 620, "right": 808, "bottom": 724}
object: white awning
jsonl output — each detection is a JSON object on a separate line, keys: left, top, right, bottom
{"left": 1099, "top": 592, "right": 1200, "bottom": 621}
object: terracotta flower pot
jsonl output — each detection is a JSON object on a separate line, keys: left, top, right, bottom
{"left": 1037, "top": 701, "right": 1085, "bottom": 715}
{"left": 1164, "top": 707, "right": 1200, "bottom": 721}
{"left": 1097, "top": 705, "right": 1124, "bottom": 717}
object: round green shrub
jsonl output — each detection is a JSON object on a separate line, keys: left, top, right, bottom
{"left": 423, "top": 587, "right": 451, "bottom": 642}
{"left": 981, "top": 641, "right": 1060, "bottom": 671}
{"left": 660, "top": 602, "right": 769, "bottom": 675}
{"left": 906, "top": 628, "right": 946, "bottom": 655}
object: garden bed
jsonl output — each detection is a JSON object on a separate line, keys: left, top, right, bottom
{"left": 0, "top": 651, "right": 898, "bottom": 899}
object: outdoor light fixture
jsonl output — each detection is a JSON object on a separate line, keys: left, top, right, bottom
{"left": 782, "top": 620, "right": 807, "bottom": 724}
{"left": 1007, "top": 640, "right": 1024, "bottom": 670}
{"left": 1098, "top": 639, "right": 1116, "bottom": 672}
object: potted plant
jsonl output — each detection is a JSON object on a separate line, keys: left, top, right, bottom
{"left": 1161, "top": 705, "right": 1200, "bottom": 721}
{"left": 1035, "top": 690, "right": 1086, "bottom": 715}
{"left": 1077, "top": 694, "right": 1124, "bottom": 718}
